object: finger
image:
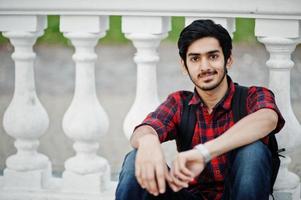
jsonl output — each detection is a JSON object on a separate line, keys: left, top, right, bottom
{"left": 155, "top": 164, "right": 166, "bottom": 194}
{"left": 140, "top": 164, "right": 149, "bottom": 189}
{"left": 177, "top": 155, "right": 194, "bottom": 178}
{"left": 172, "top": 175, "right": 189, "bottom": 188}
{"left": 168, "top": 179, "right": 183, "bottom": 192}
{"left": 174, "top": 166, "right": 193, "bottom": 182}
{"left": 170, "top": 166, "right": 189, "bottom": 189}
{"left": 135, "top": 164, "right": 145, "bottom": 188}
{"left": 164, "top": 166, "right": 173, "bottom": 183}
{"left": 166, "top": 168, "right": 183, "bottom": 192}
{"left": 145, "top": 164, "right": 159, "bottom": 196}
{"left": 173, "top": 159, "right": 192, "bottom": 183}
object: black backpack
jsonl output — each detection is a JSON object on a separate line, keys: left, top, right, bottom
{"left": 176, "top": 84, "right": 282, "bottom": 195}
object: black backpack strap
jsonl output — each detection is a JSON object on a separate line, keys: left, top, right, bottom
{"left": 232, "top": 84, "right": 280, "bottom": 195}
{"left": 232, "top": 84, "right": 248, "bottom": 122}
{"left": 177, "top": 93, "right": 197, "bottom": 152}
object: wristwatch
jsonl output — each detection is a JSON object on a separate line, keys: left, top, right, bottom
{"left": 194, "top": 144, "right": 211, "bottom": 163}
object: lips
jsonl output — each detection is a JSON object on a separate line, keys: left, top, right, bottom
{"left": 198, "top": 71, "right": 217, "bottom": 79}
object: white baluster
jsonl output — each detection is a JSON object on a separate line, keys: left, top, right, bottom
{"left": 0, "top": 15, "right": 51, "bottom": 189}
{"left": 122, "top": 16, "right": 170, "bottom": 139}
{"left": 256, "top": 19, "right": 301, "bottom": 200}
{"left": 60, "top": 16, "right": 111, "bottom": 193}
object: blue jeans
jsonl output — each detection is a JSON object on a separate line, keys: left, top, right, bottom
{"left": 115, "top": 141, "right": 272, "bottom": 200}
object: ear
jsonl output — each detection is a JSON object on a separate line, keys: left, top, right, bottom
{"left": 180, "top": 59, "right": 188, "bottom": 75}
{"left": 225, "top": 55, "right": 233, "bottom": 70}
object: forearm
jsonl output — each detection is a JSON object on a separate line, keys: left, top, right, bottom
{"left": 130, "top": 125, "right": 159, "bottom": 148}
{"left": 131, "top": 125, "right": 170, "bottom": 195}
{"left": 204, "top": 108, "right": 278, "bottom": 159}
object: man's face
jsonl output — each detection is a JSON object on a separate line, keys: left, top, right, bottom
{"left": 182, "top": 37, "right": 232, "bottom": 92}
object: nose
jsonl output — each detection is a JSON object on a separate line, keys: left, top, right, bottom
{"left": 199, "top": 58, "right": 210, "bottom": 71}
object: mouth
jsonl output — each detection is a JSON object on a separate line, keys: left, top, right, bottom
{"left": 198, "top": 71, "right": 217, "bottom": 82}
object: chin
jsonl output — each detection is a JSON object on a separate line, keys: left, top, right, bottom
{"left": 202, "top": 81, "right": 217, "bottom": 87}
{"left": 200, "top": 81, "right": 220, "bottom": 91}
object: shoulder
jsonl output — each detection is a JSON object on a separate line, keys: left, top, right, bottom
{"left": 166, "top": 90, "right": 194, "bottom": 102}
{"left": 247, "top": 86, "right": 275, "bottom": 100}
{"left": 245, "top": 85, "right": 285, "bottom": 133}
{"left": 168, "top": 90, "right": 193, "bottom": 100}
{"left": 245, "top": 85, "right": 278, "bottom": 113}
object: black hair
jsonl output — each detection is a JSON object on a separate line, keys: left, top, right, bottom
{"left": 177, "top": 19, "right": 232, "bottom": 66}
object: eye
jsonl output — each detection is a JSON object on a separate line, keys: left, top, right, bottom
{"left": 190, "top": 56, "right": 199, "bottom": 62}
{"left": 209, "top": 54, "right": 219, "bottom": 60}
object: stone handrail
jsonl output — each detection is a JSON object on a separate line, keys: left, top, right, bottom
{"left": 0, "top": 0, "right": 300, "bottom": 19}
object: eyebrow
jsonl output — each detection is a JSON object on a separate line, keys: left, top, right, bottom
{"left": 187, "top": 50, "right": 220, "bottom": 57}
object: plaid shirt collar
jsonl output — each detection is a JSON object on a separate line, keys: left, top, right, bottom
{"left": 188, "top": 75, "right": 236, "bottom": 111}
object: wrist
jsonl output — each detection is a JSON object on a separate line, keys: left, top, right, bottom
{"left": 138, "top": 134, "right": 159, "bottom": 148}
{"left": 131, "top": 125, "right": 158, "bottom": 148}
{"left": 194, "top": 144, "right": 211, "bottom": 163}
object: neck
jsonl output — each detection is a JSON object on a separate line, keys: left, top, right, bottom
{"left": 196, "top": 77, "right": 228, "bottom": 113}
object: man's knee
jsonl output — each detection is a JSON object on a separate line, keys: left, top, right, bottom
{"left": 233, "top": 140, "right": 272, "bottom": 170}
{"left": 229, "top": 141, "right": 272, "bottom": 198}
{"left": 119, "top": 149, "right": 137, "bottom": 180}
{"left": 116, "top": 149, "right": 146, "bottom": 200}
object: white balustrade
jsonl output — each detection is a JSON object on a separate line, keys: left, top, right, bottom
{"left": 0, "top": 1, "right": 300, "bottom": 200}
{"left": 122, "top": 16, "right": 171, "bottom": 139}
{"left": 0, "top": 15, "right": 52, "bottom": 191}
{"left": 256, "top": 19, "right": 301, "bottom": 200}
{"left": 60, "top": 16, "right": 112, "bottom": 193}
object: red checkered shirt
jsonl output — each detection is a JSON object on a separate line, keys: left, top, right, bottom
{"left": 138, "top": 76, "right": 285, "bottom": 200}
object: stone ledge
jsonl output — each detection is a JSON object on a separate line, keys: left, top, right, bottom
{"left": 0, "top": 176, "right": 117, "bottom": 200}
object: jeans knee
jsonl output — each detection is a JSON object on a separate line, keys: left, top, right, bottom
{"left": 229, "top": 141, "right": 272, "bottom": 194}
{"left": 116, "top": 149, "right": 144, "bottom": 200}
{"left": 119, "top": 149, "right": 137, "bottom": 177}
{"left": 223, "top": 141, "right": 273, "bottom": 200}
{"left": 233, "top": 141, "right": 272, "bottom": 170}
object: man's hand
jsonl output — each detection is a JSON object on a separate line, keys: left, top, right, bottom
{"left": 168, "top": 149, "right": 206, "bottom": 192}
{"left": 135, "top": 134, "right": 172, "bottom": 196}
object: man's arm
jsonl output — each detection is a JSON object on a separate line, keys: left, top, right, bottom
{"left": 169, "top": 108, "right": 278, "bottom": 191}
{"left": 130, "top": 125, "right": 158, "bottom": 148}
{"left": 129, "top": 92, "right": 184, "bottom": 195}
{"left": 205, "top": 108, "right": 278, "bottom": 159}
{"left": 131, "top": 125, "right": 174, "bottom": 196}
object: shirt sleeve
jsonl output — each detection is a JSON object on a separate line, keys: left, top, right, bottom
{"left": 134, "top": 92, "right": 181, "bottom": 143}
{"left": 246, "top": 86, "right": 285, "bottom": 134}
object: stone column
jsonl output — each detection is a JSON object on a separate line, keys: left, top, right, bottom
{"left": 0, "top": 15, "right": 51, "bottom": 189}
{"left": 122, "top": 16, "right": 170, "bottom": 139}
{"left": 60, "top": 15, "right": 111, "bottom": 193}
{"left": 256, "top": 19, "right": 301, "bottom": 200}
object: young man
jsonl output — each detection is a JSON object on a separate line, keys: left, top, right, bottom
{"left": 115, "top": 19, "right": 285, "bottom": 200}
